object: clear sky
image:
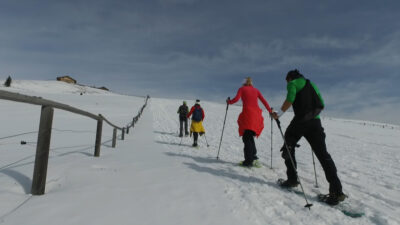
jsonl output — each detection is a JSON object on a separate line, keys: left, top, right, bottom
{"left": 1, "top": 0, "right": 399, "bottom": 124}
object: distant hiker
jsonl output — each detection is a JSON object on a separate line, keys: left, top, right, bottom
{"left": 271, "top": 69, "right": 345, "bottom": 205}
{"left": 177, "top": 101, "right": 189, "bottom": 137}
{"left": 4, "top": 76, "right": 12, "bottom": 87}
{"left": 187, "top": 99, "right": 205, "bottom": 147}
{"left": 227, "top": 77, "right": 272, "bottom": 167}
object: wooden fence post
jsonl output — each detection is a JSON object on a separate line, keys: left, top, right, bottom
{"left": 94, "top": 118, "right": 103, "bottom": 157}
{"left": 126, "top": 126, "right": 129, "bottom": 134}
{"left": 121, "top": 127, "right": 125, "bottom": 140}
{"left": 31, "top": 106, "right": 54, "bottom": 195}
{"left": 112, "top": 128, "right": 117, "bottom": 148}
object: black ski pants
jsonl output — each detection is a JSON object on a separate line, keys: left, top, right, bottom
{"left": 281, "top": 118, "right": 342, "bottom": 194}
{"left": 242, "top": 130, "right": 258, "bottom": 165}
{"left": 179, "top": 117, "right": 188, "bottom": 136}
{"left": 193, "top": 132, "right": 198, "bottom": 144}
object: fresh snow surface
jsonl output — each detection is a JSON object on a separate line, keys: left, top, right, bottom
{"left": 0, "top": 80, "right": 399, "bottom": 225}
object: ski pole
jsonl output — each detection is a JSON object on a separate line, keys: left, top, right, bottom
{"left": 216, "top": 102, "right": 229, "bottom": 160}
{"left": 204, "top": 133, "right": 210, "bottom": 147}
{"left": 270, "top": 113, "right": 273, "bottom": 169}
{"left": 275, "top": 119, "right": 313, "bottom": 209}
{"left": 180, "top": 120, "right": 190, "bottom": 146}
{"left": 21, "top": 141, "right": 36, "bottom": 145}
{"left": 179, "top": 136, "right": 183, "bottom": 146}
{"left": 311, "top": 151, "right": 319, "bottom": 188}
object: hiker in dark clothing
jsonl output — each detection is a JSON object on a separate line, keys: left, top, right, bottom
{"left": 187, "top": 99, "right": 205, "bottom": 147}
{"left": 271, "top": 69, "right": 345, "bottom": 205}
{"left": 177, "top": 101, "right": 189, "bottom": 137}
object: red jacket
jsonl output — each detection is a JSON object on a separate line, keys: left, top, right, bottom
{"left": 187, "top": 104, "right": 205, "bottom": 120}
{"left": 228, "top": 85, "right": 272, "bottom": 136}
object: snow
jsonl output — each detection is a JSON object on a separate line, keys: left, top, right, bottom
{"left": 1, "top": 80, "right": 399, "bottom": 225}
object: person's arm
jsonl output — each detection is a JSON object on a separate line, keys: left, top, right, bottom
{"left": 257, "top": 90, "right": 272, "bottom": 113}
{"left": 227, "top": 87, "right": 242, "bottom": 105}
{"left": 187, "top": 106, "right": 195, "bottom": 118}
{"left": 201, "top": 108, "right": 205, "bottom": 120}
{"left": 272, "top": 82, "right": 296, "bottom": 119}
{"left": 280, "top": 100, "right": 292, "bottom": 112}
{"left": 185, "top": 106, "right": 189, "bottom": 115}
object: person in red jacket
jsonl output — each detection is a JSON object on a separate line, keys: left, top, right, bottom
{"left": 187, "top": 99, "right": 205, "bottom": 147}
{"left": 227, "top": 77, "right": 272, "bottom": 167}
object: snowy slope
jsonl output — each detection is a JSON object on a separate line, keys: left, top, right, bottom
{"left": 0, "top": 81, "right": 399, "bottom": 225}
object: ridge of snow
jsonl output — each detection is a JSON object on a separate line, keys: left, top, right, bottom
{"left": 0, "top": 80, "right": 113, "bottom": 96}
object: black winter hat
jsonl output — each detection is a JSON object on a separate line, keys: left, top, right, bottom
{"left": 286, "top": 69, "right": 304, "bottom": 81}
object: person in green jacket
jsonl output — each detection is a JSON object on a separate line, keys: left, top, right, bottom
{"left": 272, "top": 69, "right": 345, "bottom": 205}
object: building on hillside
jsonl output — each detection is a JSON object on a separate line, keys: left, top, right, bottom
{"left": 56, "top": 76, "right": 77, "bottom": 84}
{"left": 97, "top": 86, "right": 109, "bottom": 91}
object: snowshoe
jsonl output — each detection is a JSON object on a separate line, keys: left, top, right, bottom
{"left": 239, "top": 161, "right": 252, "bottom": 168}
{"left": 317, "top": 193, "right": 364, "bottom": 218}
{"left": 318, "top": 193, "right": 347, "bottom": 206}
{"left": 252, "top": 160, "right": 262, "bottom": 168}
{"left": 239, "top": 160, "right": 261, "bottom": 168}
{"left": 277, "top": 178, "right": 299, "bottom": 188}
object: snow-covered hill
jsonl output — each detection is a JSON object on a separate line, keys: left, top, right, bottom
{"left": 0, "top": 81, "right": 399, "bottom": 225}
{"left": 1, "top": 80, "right": 111, "bottom": 95}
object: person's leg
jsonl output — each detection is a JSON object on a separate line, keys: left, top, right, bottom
{"left": 184, "top": 118, "right": 189, "bottom": 135}
{"left": 304, "top": 119, "right": 342, "bottom": 194}
{"left": 193, "top": 132, "right": 199, "bottom": 146}
{"left": 281, "top": 120, "right": 303, "bottom": 181}
{"left": 179, "top": 119, "right": 183, "bottom": 137}
{"left": 242, "top": 130, "right": 255, "bottom": 166}
{"left": 248, "top": 130, "right": 257, "bottom": 160}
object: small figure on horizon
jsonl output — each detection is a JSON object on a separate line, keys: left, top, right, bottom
{"left": 177, "top": 101, "right": 189, "bottom": 137}
{"left": 4, "top": 76, "right": 12, "bottom": 87}
{"left": 227, "top": 77, "right": 272, "bottom": 167}
{"left": 187, "top": 99, "right": 205, "bottom": 147}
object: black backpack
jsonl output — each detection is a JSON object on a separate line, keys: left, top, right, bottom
{"left": 192, "top": 106, "right": 203, "bottom": 122}
{"left": 178, "top": 105, "right": 188, "bottom": 118}
{"left": 292, "top": 79, "right": 324, "bottom": 122}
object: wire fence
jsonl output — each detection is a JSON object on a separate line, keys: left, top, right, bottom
{"left": 0, "top": 89, "right": 150, "bottom": 195}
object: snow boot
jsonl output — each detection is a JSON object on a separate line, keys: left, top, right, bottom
{"left": 239, "top": 161, "right": 252, "bottom": 167}
{"left": 278, "top": 179, "right": 300, "bottom": 188}
{"left": 321, "top": 192, "right": 347, "bottom": 205}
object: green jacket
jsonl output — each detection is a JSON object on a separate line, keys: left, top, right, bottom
{"left": 286, "top": 77, "right": 324, "bottom": 119}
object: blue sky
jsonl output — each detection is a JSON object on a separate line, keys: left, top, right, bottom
{"left": 1, "top": 0, "right": 399, "bottom": 124}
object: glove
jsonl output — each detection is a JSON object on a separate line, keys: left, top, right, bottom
{"left": 269, "top": 107, "right": 274, "bottom": 118}
{"left": 226, "top": 97, "right": 230, "bottom": 104}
